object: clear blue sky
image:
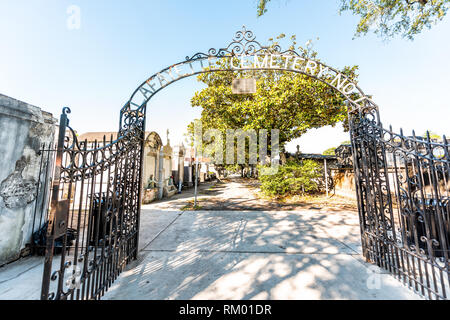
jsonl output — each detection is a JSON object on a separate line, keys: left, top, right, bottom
{"left": 1, "top": 0, "right": 449, "bottom": 153}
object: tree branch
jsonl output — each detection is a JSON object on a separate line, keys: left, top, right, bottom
{"left": 405, "top": 0, "right": 428, "bottom": 5}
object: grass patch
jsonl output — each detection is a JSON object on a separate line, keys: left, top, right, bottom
{"left": 181, "top": 199, "right": 205, "bottom": 211}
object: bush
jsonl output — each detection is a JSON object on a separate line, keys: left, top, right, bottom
{"left": 259, "top": 160, "right": 322, "bottom": 196}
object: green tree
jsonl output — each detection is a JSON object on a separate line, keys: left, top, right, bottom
{"left": 257, "top": 0, "right": 450, "bottom": 40}
{"left": 422, "top": 131, "right": 441, "bottom": 140}
{"left": 188, "top": 35, "right": 358, "bottom": 157}
{"left": 259, "top": 160, "right": 323, "bottom": 196}
{"left": 323, "top": 140, "right": 352, "bottom": 155}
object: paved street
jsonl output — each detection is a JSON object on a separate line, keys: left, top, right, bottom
{"left": 102, "top": 178, "right": 422, "bottom": 300}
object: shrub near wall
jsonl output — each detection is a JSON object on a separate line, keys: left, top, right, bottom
{"left": 259, "top": 160, "right": 322, "bottom": 197}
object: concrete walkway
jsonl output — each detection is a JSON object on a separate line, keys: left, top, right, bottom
{"left": 0, "top": 179, "right": 423, "bottom": 300}
{"left": 0, "top": 255, "right": 44, "bottom": 300}
{"left": 102, "top": 197, "right": 422, "bottom": 299}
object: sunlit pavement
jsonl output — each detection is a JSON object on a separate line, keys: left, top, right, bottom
{"left": 103, "top": 181, "right": 423, "bottom": 300}
{"left": 0, "top": 179, "right": 423, "bottom": 300}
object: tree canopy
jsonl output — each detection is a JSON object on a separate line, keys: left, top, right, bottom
{"left": 257, "top": 0, "right": 450, "bottom": 40}
{"left": 187, "top": 36, "right": 358, "bottom": 158}
{"left": 422, "top": 131, "right": 442, "bottom": 140}
{"left": 323, "top": 147, "right": 337, "bottom": 156}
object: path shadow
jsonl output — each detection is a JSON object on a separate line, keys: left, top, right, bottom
{"left": 104, "top": 209, "right": 421, "bottom": 300}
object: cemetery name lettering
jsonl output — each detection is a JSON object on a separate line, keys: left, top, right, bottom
{"left": 132, "top": 53, "right": 367, "bottom": 108}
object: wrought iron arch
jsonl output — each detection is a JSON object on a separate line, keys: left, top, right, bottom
{"left": 120, "top": 26, "right": 379, "bottom": 134}
{"left": 40, "top": 26, "right": 449, "bottom": 301}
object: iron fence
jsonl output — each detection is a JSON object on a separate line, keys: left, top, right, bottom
{"left": 39, "top": 106, "right": 145, "bottom": 300}
{"left": 29, "top": 143, "right": 56, "bottom": 256}
{"left": 350, "top": 104, "right": 450, "bottom": 300}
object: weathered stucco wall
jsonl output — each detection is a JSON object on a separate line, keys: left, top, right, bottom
{"left": 0, "top": 94, "right": 56, "bottom": 265}
{"left": 331, "top": 168, "right": 357, "bottom": 200}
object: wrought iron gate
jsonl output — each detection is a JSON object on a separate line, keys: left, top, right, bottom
{"left": 40, "top": 104, "right": 145, "bottom": 300}
{"left": 38, "top": 27, "right": 448, "bottom": 300}
{"left": 349, "top": 103, "right": 450, "bottom": 300}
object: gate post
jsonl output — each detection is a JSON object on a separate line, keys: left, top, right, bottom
{"left": 134, "top": 106, "right": 146, "bottom": 260}
{"left": 347, "top": 102, "right": 372, "bottom": 262}
{"left": 40, "top": 107, "right": 70, "bottom": 300}
{"left": 349, "top": 117, "right": 367, "bottom": 260}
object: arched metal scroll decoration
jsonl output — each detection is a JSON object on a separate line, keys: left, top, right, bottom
{"left": 120, "top": 26, "right": 380, "bottom": 135}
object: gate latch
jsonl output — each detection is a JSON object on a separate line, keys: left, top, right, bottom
{"left": 54, "top": 200, "right": 69, "bottom": 238}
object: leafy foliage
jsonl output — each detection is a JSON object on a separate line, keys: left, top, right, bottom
{"left": 422, "top": 131, "right": 442, "bottom": 140}
{"left": 340, "top": 0, "right": 450, "bottom": 40}
{"left": 322, "top": 140, "right": 352, "bottom": 155}
{"left": 257, "top": 0, "right": 272, "bottom": 16}
{"left": 323, "top": 147, "right": 336, "bottom": 156}
{"left": 259, "top": 160, "right": 322, "bottom": 196}
{"left": 257, "top": 0, "right": 450, "bottom": 40}
{"left": 188, "top": 35, "right": 357, "bottom": 155}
